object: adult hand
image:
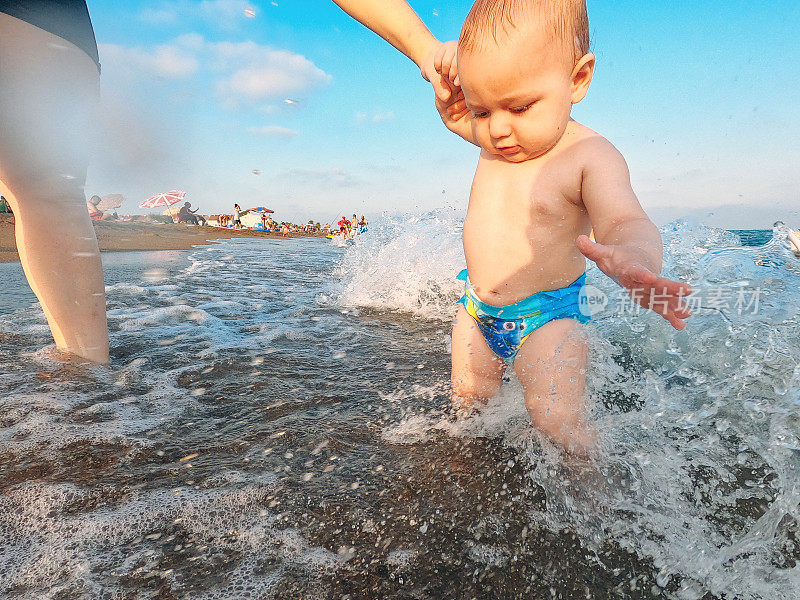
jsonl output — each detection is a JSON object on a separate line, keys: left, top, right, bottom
{"left": 421, "top": 41, "right": 459, "bottom": 102}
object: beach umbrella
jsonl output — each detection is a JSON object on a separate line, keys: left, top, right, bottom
{"left": 97, "top": 193, "right": 124, "bottom": 212}
{"left": 140, "top": 190, "right": 185, "bottom": 218}
{"left": 245, "top": 206, "right": 274, "bottom": 213}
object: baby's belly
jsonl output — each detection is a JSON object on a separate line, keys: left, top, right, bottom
{"left": 463, "top": 226, "right": 586, "bottom": 306}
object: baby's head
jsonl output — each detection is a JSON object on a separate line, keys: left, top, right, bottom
{"left": 457, "top": 0, "right": 595, "bottom": 161}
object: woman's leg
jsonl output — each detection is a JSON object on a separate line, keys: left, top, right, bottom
{"left": 0, "top": 14, "right": 109, "bottom": 363}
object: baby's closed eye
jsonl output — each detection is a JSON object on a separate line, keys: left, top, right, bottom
{"left": 510, "top": 102, "right": 535, "bottom": 113}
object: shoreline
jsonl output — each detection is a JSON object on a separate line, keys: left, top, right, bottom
{"left": 0, "top": 215, "right": 326, "bottom": 263}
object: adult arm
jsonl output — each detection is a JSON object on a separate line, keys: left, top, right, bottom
{"left": 330, "top": 0, "right": 454, "bottom": 100}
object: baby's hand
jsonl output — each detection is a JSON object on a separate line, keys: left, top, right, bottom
{"left": 576, "top": 235, "right": 692, "bottom": 330}
{"left": 435, "top": 88, "right": 475, "bottom": 144}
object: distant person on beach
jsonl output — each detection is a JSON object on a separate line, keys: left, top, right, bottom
{"left": 338, "top": 216, "right": 350, "bottom": 236}
{"left": 428, "top": 0, "right": 692, "bottom": 453}
{"left": 359, "top": 215, "right": 368, "bottom": 233}
{"left": 86, "top": 195, "right": 103, "bottom": 220}
{"left": 177, "top": 202, "right": 206, "bottom": 226}
{"left": 233, "top": 204, "right": 242, "bottom": 228}
{"left": 0, "top": 1, "right": 109, "bottom": 363}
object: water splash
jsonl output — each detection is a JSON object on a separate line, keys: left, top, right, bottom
{"left": 339, "top": 217, "right": 800, "bottom": 599}
{"left": 333, "top": 210, "right": 465, "bottom": 320}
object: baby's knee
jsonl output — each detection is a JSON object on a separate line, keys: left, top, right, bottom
{"left": 526, "top": 396, "right": 594, "bottom": 452}
{"left": 451, "top": 374, "right": 500, "bottom": 405}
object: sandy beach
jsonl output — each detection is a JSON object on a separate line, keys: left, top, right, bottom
{"left": 0, "top": 214, "right": 324, "bottom": 262}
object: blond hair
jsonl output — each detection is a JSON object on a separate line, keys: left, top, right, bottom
{"left": 459, "top": 0, "right": 590, "bottom": 64}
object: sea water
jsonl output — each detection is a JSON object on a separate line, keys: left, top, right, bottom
{"left": 0, "top": 218, "right": 798, "bottom": 599}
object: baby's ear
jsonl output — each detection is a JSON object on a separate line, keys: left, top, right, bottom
{"left": 571, "top": 53, "right": 595, "bottom": 104}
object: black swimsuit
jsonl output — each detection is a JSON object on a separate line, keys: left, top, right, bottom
{"left": 0, "top": 0, "right": 99, "bottom": 68}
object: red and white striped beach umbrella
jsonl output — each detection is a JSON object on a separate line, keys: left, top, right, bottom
{"left": 140, "top": 190, "right": 186, "bottom": 211}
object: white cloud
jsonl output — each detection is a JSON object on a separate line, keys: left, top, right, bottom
{"left": 372, "top": 111, "right": 395, "bottom": 123}
{"left": 278, "top": 167, "right": 359, "bottom": 188}
{"left": 199, "top": 0, "right": 253, "bottom": 30}
{"left": 151, "top": 45, "right": 200, "bottom": 78}
{"left": 100, "top": 36, "right": 330, "bottom": 110}
{"left": 355, "top": 110, "right": 396, "bottom": 124}
{"left": 140, "top": 6, "right": 179, "bottom": 24}
{"left": 140, "top": 0, "right": 256, "bottom": 30}
{"left": 100, "top": 43, "right": 198, "bottom": 79}
{"left": 247, "top": 126, "right": 298, "bottom": 138}
{"left": 213, "top": 46, "right": 331, "bottom": 106}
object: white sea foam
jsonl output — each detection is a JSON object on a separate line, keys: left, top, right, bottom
{"left": 0, "top": 476, "right": 342, "bottom": 599}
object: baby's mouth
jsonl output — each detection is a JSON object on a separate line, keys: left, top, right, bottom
{"left": 496, "top": 145, "right": 521, "bottom": 155}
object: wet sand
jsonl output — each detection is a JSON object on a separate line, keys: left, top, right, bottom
{"left": 0, "top": 215, "right": 325, "bottom": 262}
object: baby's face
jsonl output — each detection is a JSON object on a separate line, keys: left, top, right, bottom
{"left": 459, "top": 24, "right": 579, "bottom": 162}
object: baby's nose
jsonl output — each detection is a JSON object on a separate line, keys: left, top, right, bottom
{"left": 488, "top": 113, "right": 512, "bottom": 139}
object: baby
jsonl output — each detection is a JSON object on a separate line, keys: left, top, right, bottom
{"left": 434, "top": 0, "right": 691, "bottom": 453}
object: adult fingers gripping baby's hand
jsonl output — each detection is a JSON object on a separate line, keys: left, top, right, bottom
{"left": 434, "top": 43, "right": 447, "bottom": 74}
{"left": 434, "top": 41, "right": 459, "bottom": 87}
{"left": 422, "top": 43, "right": 452, "bottom": 102}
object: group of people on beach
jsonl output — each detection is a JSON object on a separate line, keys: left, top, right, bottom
{"left": 336, "top": 214, "right": 368, "bottom": 239}
{"left": 2, "top": 0, "right": 697, "bottom": 454}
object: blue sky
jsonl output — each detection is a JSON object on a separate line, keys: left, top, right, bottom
{"left": 85, "top": 0, "right": 799, "bottom": 227}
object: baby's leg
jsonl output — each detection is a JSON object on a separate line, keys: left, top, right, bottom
{"left": 513, "top": 319, "right": 595, "bottom": 455}
{"left": 450, "top": 305, "right": 505, "bottom": 410}
{"left": 0, "top": 14, "right": 108, "bottom": 363}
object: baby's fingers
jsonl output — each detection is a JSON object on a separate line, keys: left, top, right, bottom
{"left": 627, "top": 269, "right": 692, "bottom": 299}
{"left": 637, "top": 290, "right": 692, "bottom": 328}
{"left": 665, "top": 312, "right": 688, "bottom": 331}
{"left": 671, "top": 298, "right": 692, "bottom": 320}
{"left": 447, "top": 99, "right": 468, "bottom": 119}
{"left": 576, "top": 235, "right": 614, "bottom": 263}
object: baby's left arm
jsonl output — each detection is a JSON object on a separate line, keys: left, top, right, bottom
{"left": 577, "top": 137, "right": 692, "bottom": 330}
